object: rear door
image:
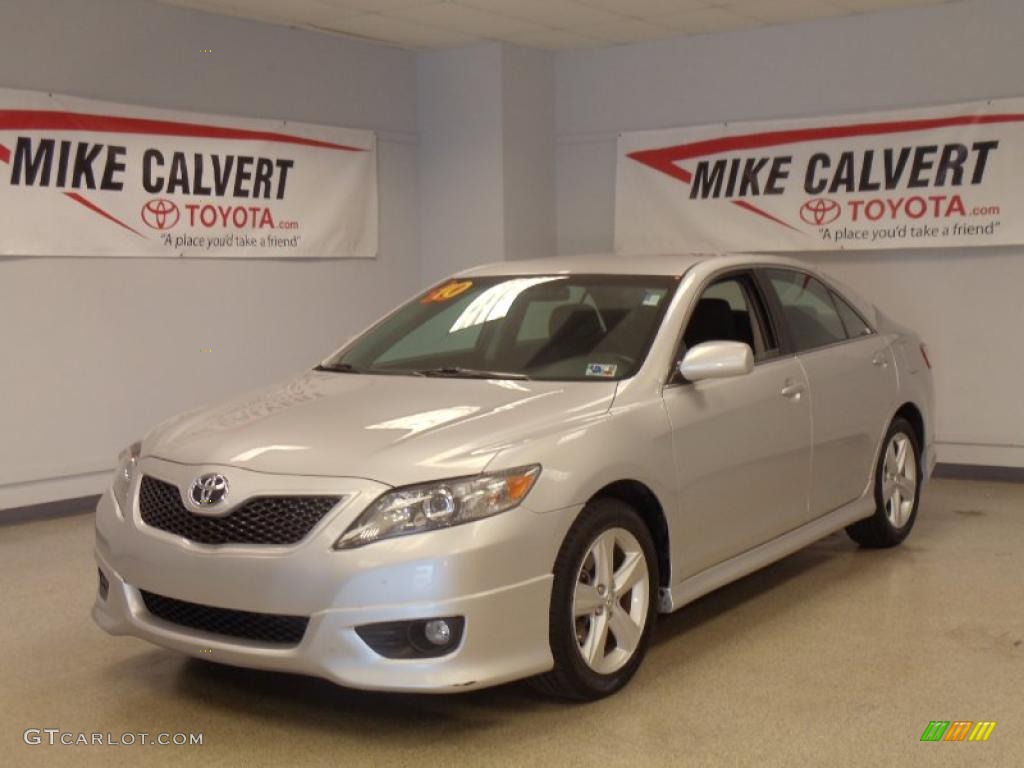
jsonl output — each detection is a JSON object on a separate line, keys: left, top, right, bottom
{"left": 663, "top": 271, "right": 813, "bottom": 578}
{"left": 759, "top": 268, "right": 897, "bottom": 517}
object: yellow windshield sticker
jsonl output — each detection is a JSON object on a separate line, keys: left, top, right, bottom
{"left": 421, "top": 280, "right": 473, "bottom": 304}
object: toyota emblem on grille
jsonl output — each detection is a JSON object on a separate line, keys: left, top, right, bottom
{"left": 189, "top": 473, "right": 229, "bottom": 507}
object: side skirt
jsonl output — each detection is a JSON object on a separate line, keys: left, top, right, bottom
{"left": 658, "top": 495, "right": 875, "bottom": 613}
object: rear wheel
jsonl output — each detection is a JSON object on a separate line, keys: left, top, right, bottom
{"left": 531, "top": 498, "right": 658, "bottom": 700}
{"left": 846, "top": 417, "right": 921, "bottom": 548}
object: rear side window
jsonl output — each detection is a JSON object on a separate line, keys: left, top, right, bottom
{"left": 763, "top": 269, "right": 846, "bottom": 352}
{"left": 831, "top": 291, "right": 873, "bottom": 338}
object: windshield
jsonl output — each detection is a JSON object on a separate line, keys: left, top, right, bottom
{"left": 323, "top": 274, "right": 679, "bottom": 381}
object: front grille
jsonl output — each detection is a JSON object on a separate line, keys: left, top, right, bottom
{"left": 140, "top": 589, "right": 309, "bottom": 645}
{"left": 139, "top": 475, "right": 340, "bottom": 546}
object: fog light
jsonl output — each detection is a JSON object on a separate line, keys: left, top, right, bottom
{"left": 355, "top": 616, "right": 465, "bottom": 659}
{"left": 424, "top": 619, "right": 452, "bottom": 646}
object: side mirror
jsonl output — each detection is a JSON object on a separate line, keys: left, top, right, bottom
{"left": 679, "top": 341, "right": 754, "bottom": 382}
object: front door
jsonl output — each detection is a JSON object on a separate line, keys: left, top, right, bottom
{"left": 663, "top": 273, "right": 813, "bottom": 579}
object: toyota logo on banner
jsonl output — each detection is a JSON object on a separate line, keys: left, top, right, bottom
{"left": 800, "top": 198, "right": 842, "bottom": 226}
{"left": 141, "top": 198, "right": 181, "bottom": 230}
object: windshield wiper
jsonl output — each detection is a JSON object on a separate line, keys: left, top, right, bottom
{"left": 314, "top": 362, "right": 362, "bottom": 374}
{"left": 414, "top": 366, "right": 531, "bottom": 380}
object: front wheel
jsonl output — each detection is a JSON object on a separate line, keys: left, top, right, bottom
{"left": 531, "top": 498, "right": 658, "bottom": 700}
{"left": 846, "top": 417, "right": 921, "bottom": 548}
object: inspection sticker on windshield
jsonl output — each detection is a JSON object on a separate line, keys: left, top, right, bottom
{"left": 586, "top": 363, "right": 617, "bottom": 378}
{"left": 421, "top": 280, "right": 473, "bottom": 304}
{"left": 642, "top": 290, "right": 665, "bottom": 307}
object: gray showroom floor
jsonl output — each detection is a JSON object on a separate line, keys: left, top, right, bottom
{"left": 2, "top": 477, "right": 1022, "bottom": 768}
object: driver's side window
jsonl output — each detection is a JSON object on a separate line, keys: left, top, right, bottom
{"left": 681, "top": 275, "right": 777, "bottom": 362}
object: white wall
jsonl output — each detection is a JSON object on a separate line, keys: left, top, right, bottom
{"left": 501, "top": 45, "right": 556, "bottom": 262}
{"left": 0, "top": 0, "right": 420, "bottom": 508}
{"left": 417, "top": 44, "right": 505, "bottom": 284}
{"left": 555, "top": 0, "right": 1024, "bottom": 467}
{"left": 417, "top": 43, "right": 556, "bottom": 283}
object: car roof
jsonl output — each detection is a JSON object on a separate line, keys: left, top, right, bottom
{"left": 459, "top": 253, "right": 880, "bottom": 323}
{"left": 459, "top": 252, "right": 814, "bottom": 277}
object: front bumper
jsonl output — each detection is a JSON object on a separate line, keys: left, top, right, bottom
{"left": 93, "top": 457, "right": 578, "bottom": 692}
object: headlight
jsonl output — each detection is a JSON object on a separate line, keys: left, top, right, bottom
{"left": 334, "top": 465, "right": 541, "bottom": 549}
{"left": 112, "top": 441, "right": 142, "bottom": 513}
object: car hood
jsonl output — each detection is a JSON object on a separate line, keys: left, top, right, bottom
{"left": 144, "top": 370, "right": 616, "bottom": 486}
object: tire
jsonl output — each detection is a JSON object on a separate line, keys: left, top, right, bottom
{"left": 846, "top": 416, "right": 922, "bottom": 548}
{"left": 531, "top": 498, "right": 659, "bottom": 700}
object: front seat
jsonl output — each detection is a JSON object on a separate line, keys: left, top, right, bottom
{"left": 528, "top": 304, "right": 605, "bottom": 367}
{"left": 684, "top": 298, "right": 738, "bottom": 349}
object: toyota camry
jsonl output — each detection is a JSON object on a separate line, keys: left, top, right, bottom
{"left": 93, "top": 253, "right": 934, "bottom": 700}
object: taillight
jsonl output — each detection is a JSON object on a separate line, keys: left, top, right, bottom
{"left": 919, "top": 343, "right": 932, "bottom": 369}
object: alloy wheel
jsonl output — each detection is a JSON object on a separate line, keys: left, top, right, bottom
{"left": 572, "top": 527, "right": 650, "bottom": 675}
{"left": 882, "top": 432, "right": 917, "bottom": 528}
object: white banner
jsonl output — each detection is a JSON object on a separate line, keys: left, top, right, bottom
{"left": 616, "top": 99, "right": 1024, "bottom": 252}
{"left": 0, "top": 88, "right": 377, "bottom": 258}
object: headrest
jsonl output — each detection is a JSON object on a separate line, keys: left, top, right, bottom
{"left": 549, "top": 304, "right": 603, "bottom": 338}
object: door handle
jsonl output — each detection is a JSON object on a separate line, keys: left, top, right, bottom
{"left": 781, "top": 381, "right": 806, "bottom": 400}
{"left": 872, "top": 353, "right": 889, "bottom": 368}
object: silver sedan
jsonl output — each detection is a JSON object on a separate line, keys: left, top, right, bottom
{"left": 93, "top": 253, "right": 935, "bottom": 699}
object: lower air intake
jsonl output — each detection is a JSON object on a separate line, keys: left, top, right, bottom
{"left": 139, "top": 589, "right": 309, "bottom": 646}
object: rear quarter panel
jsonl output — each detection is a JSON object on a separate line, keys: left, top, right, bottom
{"left": 878, "top": 312, "right": 937, "bottom": 479}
